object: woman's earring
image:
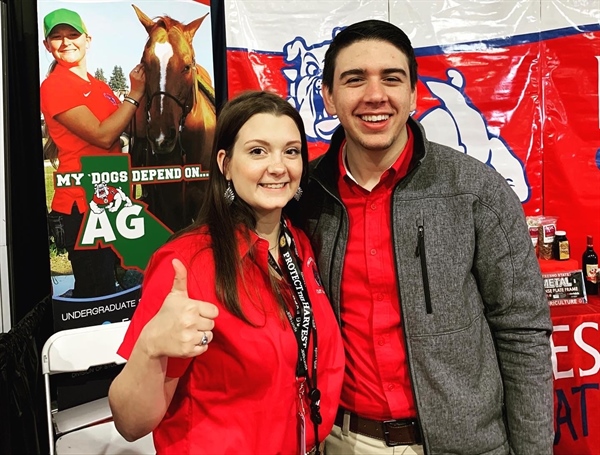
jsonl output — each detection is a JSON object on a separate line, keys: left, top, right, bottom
{"left": 224, "top": 181, "right": 235, "bottom": 205}
{"left": 293, "top": 187, "right": 303, "bottom": 201}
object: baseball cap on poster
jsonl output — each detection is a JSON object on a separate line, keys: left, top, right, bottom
{"left": 43, "top": 8, "right": 88, "bottom": 38}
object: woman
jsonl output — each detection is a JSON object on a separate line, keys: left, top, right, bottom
{"left": 41, "top": 8, "right": 145, "bottom": 297}
{"left": 108, "top": 91, "right": 344, "bottom": 454}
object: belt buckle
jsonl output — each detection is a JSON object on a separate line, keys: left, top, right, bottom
{"left": 382, "top": 419, "right": 401, "bottom": 447}
{"left": 381, "top": 419, "right": 416, "bottom": 447}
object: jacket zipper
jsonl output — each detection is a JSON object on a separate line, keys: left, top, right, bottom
{"left": 415, "top": 225, "right": 433, "bottom": 314}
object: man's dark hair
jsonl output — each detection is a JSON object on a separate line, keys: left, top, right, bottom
{"left": 322, "top": 19, "right": 418, "bottom": 91}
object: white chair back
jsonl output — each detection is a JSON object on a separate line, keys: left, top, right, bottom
{"left": 42, "top": 321, "right": 154, "bottom": 455}
{"left": 42, "top": 322, "right": 129, "bottom": 374}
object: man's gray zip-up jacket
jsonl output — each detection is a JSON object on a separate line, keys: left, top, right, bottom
{"left": 299, "top": 117, "right": 554, "bottom": 454}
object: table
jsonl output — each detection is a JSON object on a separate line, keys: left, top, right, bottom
{"left": 550, "top": 290, "right": 600, "bottom": 454}
{"left": 540, "top": 258, "right": 580, "bottom": 275}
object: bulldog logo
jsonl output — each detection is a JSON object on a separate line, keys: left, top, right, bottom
{"left": 282, "top": 32, "right": 340, "bottom": 142}
{"left": 89, "top": 182, "right": 133, "bottom": 214}
{"left": 282, "top": 31, "right": 530, "bottom": 202}
{"left": 418, "top": 69, "right": 531, "bottom": 202}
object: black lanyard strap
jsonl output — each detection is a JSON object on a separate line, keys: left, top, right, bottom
{"left": 267, "top": 219, "right": 322, "bottom": 453}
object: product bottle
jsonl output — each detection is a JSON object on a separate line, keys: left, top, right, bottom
{"left": 553, "top": 231, "right": 569, "bottom": 260}
{"left": 582, "top": 235, "right": 598, "bottom": 296}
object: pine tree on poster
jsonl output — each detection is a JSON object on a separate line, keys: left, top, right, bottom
{"left": 94, "top": 68, "right": 107, "bottom": 83}
{"left": 108, "top": 65, "right": 128, "bottom": 92}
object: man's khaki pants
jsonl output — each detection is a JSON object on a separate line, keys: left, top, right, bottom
{"left": 326, "top": 424, "right": 424, "bottom": 455}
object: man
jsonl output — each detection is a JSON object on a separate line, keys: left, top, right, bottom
{"left": 299, "top": 19, "right": 553, "bottom": 454}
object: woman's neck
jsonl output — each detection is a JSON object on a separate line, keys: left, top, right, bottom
{"left": 255, "top": 211, "right": 282, "bottom": 251}
{"left": 65, "top": 61, "right": 89, "bottom": 81}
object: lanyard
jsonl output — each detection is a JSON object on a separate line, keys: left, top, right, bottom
{"left": 267, "top": 219, "right": 322, "bottom": 454}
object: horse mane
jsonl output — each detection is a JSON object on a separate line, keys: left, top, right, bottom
{"left": 195, "top": 64, "right": 216, "bottom": 108}
{"left": 151, "top": 15, "right": 183, "bottom": 33}
{"left": 143, "top": 15, "right": 189, "bottom": 50}
{"left": 146, "top": 14, "right": 189, "bottom": 54}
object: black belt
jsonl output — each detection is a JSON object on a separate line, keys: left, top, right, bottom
{"left": 334, "top": 408, "right": 422, "bottom": 447}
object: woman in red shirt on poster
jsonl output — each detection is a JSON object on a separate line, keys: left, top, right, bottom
{"left": 108, "top": 91, "right": 344, "bottom": 454}
{"left": 40, "top": 8, "right": 145, "bottom": 298}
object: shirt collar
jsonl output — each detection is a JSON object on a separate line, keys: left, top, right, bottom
{"left": 51, "top": 63, "right": 92, "bottom": 83}
{"left": 337, "top": 127, "right": 414, "bottom": 190}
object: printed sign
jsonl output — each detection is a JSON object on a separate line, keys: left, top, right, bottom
{"left": 38, "top": 0, "right": 216, "bottom": 330}
{"left": 551, "top": 312, "right": 600, "bottom": 452}
{"left": 543, "top": 270, "right": 587, "bottom": 306}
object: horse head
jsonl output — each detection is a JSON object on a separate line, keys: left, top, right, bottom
{"left": 133, "top": 5, "right": 208, "bottom": 155}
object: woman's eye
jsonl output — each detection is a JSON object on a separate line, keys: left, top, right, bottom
{"left": 285, "top": 148, "right": 301, "bottom": 156}
{"left": 249, "top": 147, "right": 264, "bottom": 155}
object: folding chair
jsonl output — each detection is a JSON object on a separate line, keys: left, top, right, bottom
{"left": 42, "top": 322, "right": 155, "bottom": 455}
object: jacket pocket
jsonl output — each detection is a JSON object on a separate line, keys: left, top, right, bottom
{"left": 415, "top": 224, "right": 432, "bottom": 314}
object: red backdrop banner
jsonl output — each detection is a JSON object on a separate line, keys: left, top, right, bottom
{"left": 551, "top": 300, "right": 600, "bottom": 453}
{"left": 225, "top": 0, "right": 600, "bottom": 268}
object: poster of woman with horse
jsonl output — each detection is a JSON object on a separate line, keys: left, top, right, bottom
{"left": 38, "top": 0, "right": 217, "bottom": 331}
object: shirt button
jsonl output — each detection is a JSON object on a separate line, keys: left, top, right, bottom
{"left": 387, "top": 384, "right": 395, "bottom": 391}
{"left": 377, "top": 293, "right": 384, "bottom": 301}
{"left": 370, "top": 203, "right": 377, "bottom": 210}
{"left": 378, "top": 337, "right": 385, "bottom": 346}
{"left": 370, "top": 249, "right": 377, "bottom": 255}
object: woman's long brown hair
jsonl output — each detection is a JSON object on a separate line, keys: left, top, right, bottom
{"left": 176, "top": 90, "right": 309, "bottom": 324}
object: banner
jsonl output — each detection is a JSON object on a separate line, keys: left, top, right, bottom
{"left": 224, "top": 1, "right": 600, "bottom": 451}
{"left": 38, "top": 0, "right": 216, "bottom": 330}
{"left": 224, "top": 0, "right": 600, "bottom": 264}
{"left": 541, "top": 1, "right": 600, "bottom": 266}
{"left": 551, "top": 306, "right": 600, "bottom": 453}
{"left": 226, "top": 1, "right": 387, "bottom": 160}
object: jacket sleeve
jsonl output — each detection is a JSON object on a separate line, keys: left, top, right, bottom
{"left": 472, "top": 171, "right": 554, "bottom": 454}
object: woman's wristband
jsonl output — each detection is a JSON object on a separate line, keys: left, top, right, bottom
{"left": 123, "top": 96, "right": 140, "bottom": 108}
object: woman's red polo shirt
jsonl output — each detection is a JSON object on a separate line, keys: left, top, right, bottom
{"left": 118, "top": 223, "right": 344, "bottom": 454}
{"left": 40, "top": 64, "right": 121, "bottom": 214}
